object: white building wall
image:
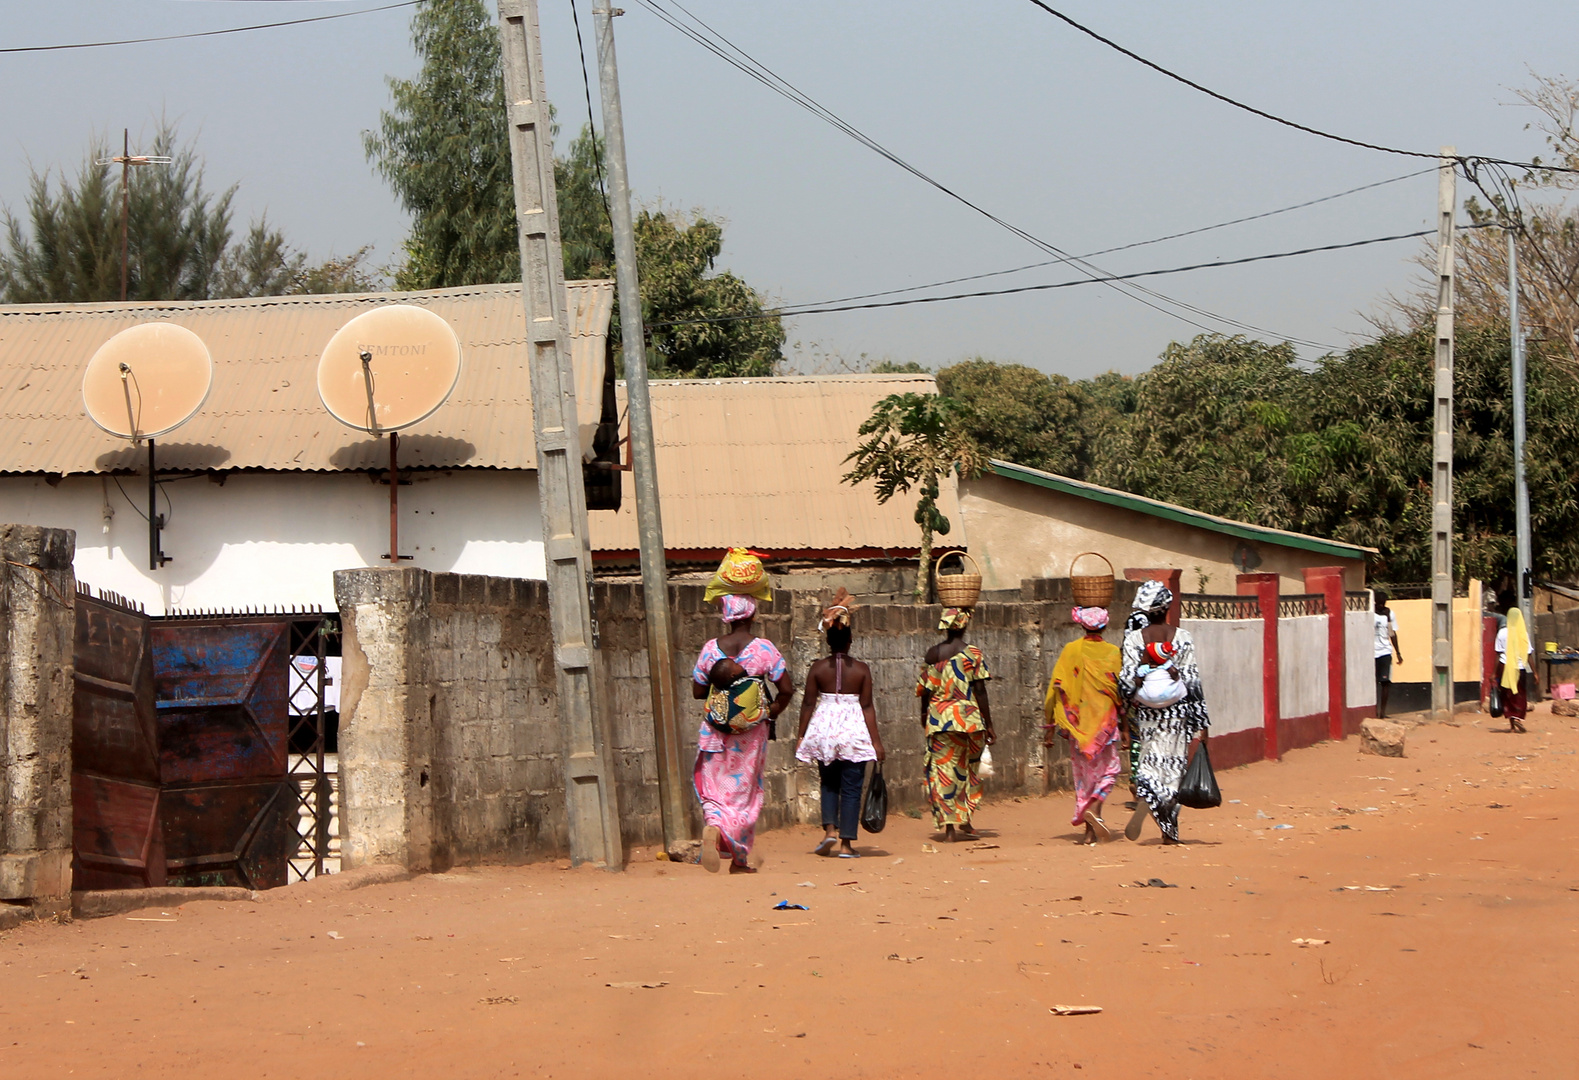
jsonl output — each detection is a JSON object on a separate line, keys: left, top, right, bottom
{"left": 1181, "top": 618, "right": 1263, "bottom": 736}
{"left": 0, "top": 470, "right": 545, "bottom": 614}
{"left": 1346, "top": 608, "right": 1378, "bottom": 709}
{"left": 1278, "top": 615, "right": 1329, "bottom": 719}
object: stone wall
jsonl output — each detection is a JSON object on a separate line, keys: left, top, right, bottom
{"left": 0, "top": 525, "right": 76, "bottom": 908}
{"left": 335, "top": 566, "right": 1138, "bottom": 869}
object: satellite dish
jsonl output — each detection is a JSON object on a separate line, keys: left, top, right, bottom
{"left": 82, "top": 322, "right": 213, "bottom": 441}
{"left": 317, "top": 305, "right": 462, "bottom": 434}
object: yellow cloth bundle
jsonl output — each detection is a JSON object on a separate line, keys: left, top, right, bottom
{"left": 703, "top": 547, "right": 773, "bottom": 603}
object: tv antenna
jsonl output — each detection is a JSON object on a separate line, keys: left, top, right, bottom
{"left": 82, "top": 322, "right": 213, "bottom": 570}
{"left": 95, "top": 129, "right": 173, "bottom": 302}
{"left": 317, "top": 304, "right": 462, "bottom": 563}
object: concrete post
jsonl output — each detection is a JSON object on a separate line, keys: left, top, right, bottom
{"left": 1238, "top": 573, "right": 1282, "bottom": 761}
{"left": 334, "top": 567, "right": 436, "bottom": 872}
{"left": 0, "top": 525, "right": 76, "bottom": 908}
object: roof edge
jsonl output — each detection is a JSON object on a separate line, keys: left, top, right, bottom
{"left": 984, "top": 459, "right": 1378, "bottom": 560}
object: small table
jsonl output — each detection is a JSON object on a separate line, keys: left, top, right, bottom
{"left": 1542, "top": 656, "right": 1579, "bottom": 698}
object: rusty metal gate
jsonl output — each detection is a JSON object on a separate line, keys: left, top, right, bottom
{"left": 71, "top": 586, "right": 338, "bottom": 891}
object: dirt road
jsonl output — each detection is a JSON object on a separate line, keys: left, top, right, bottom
{"left": 4, "top": 706, "right": 1576, "bottom": 1079}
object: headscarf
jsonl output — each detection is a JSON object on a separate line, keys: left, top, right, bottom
{"left": 703, "top": 547, "right": 773, "bottom": 603}
{"left": 938, "top": 607, "right": 973, "bottom": 631}
{"left": 1503, "top": 606, "right": 1531, "bottom": 687}
{"left": 1133, "top": 579, "right": 1173, "bottom": 617}
{"left": 1072, "top": 606, "right": 1109, "bottom": 632}
{"left": 720, "top": 594, "right": 757, "bottom": 625}
{"left": 819, "top": 587, "right": 855, "bottom": 631}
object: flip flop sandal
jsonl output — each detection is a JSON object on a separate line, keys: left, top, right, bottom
{"left": 837, "top": 851, "right": 862, "bottom": 859}
{"left": 700, "top": 826, "right": 721, "bottom": 873}
{"left": 1124, "top": 803, "right": 1150, "bottom": 842}
{"left": 813, "top": 837, "right": 837, "bottom": 856}
{"left": 1083, "top": 810, "right": 1114, "bottom": 842}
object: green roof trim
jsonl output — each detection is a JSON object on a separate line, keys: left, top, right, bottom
{"left": 986, "top": 460, "right": 1377, "bottom": 560}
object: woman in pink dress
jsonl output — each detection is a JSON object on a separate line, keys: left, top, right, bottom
{"left": 691, "top": 593, "right": 794, "bottom": 873}
{"left": 795, "top": 590, "right": 885, "bottom": 858}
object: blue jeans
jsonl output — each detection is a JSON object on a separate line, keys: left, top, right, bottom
{"left": 819, "top": 760, "right": 866, "bottom": 841}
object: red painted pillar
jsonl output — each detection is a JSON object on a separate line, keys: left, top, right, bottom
{"left": 1482, "top": 615, "right": 1499, "bottom": 708}
{"left": 1123, "top": 568, "right": 1182, "bottom": 625}
{"left": 1304, "top": 567, "right": 1348, "bottom": 742}
{"left": 1238, "top": 573, "right": 1281, "bottom": 761}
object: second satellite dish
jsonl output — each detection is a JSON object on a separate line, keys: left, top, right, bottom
{"left": 82, "top": 322, "right": 213, "bottom": 440}
{"left": 318, "top": 305, "right": 462, "bottom": 434}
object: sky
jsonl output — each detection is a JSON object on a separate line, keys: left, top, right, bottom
{"left": 1, "top": 0, "right": 1575, "bottom": 379}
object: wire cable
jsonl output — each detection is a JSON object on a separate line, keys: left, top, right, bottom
{"left": 569, "top": 0, "right": 613, "bottom": 224}
{"left": 649, "top": 225, "right": 1493, "bottom": 331}
{"left": 631, "top": 0, "right": 1341, "bottom": 348}
{"left": 0, "top": 0, "right": 419, "bottom": 54}
{"left": 1022, "top": 1, "right": 1579, "bottom": 177}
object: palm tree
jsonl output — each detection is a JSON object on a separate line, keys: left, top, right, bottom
{"left": 843, "top": 392, "right": 985, "bottom": 601}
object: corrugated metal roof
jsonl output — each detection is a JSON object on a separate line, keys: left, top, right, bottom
{"left": 0, "top": 281, "right": 613, "bottom": 474}
{"left": 588, "top": 374, "right": 958, "bottom": 556}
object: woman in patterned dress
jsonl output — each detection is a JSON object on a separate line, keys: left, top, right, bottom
{"left": 1118, "top": 581, "right": 1209, "bottom": 844}
{"left": 795, "top": 590, "right": 884, "bottom": 858}
{"left": 691, "top": 593, "right": 795, "bottom": 873}
{"left": 916, "top": 607, "right": 995, "bottom": 842}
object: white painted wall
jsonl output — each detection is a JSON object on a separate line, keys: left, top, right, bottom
{"left": 1278, "top": 615, "right": 1329, "bottom": 720}
{"left": 0, "top": 470, "right": 545, "bottom": 614}
{"left": 1346, "top": 608, "right": 1378, "bottom": 709}
{"left": 1182, "top": 618, "right": 1263, "bottom": 736}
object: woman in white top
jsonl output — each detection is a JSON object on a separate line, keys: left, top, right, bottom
{"left": 1494, "top": 592, "right": 1534, "bottom": 734}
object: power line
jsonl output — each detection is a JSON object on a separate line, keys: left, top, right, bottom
{"left": 650, "top": 225, "right": 1492, "bottom": 331}
{"left": 0, "top": 0, "right": 419, "bottom": 54}
{"left": 802, "top": 166, "right": 1438, "bottom": 310}
{"left": 1022, "top": 0, "right": 1579, "bottom": 177}
{"left": 630, "top": 0, "right": 1334, "bottom": 348}
{"left": 568, "top": 0, "right": 613, "bottom": 224}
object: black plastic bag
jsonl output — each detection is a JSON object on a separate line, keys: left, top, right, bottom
{"left": 860, "top": 763, "right": 888, "bottom": 833}
{"left": 1178, "top": 738, "right": 1222, "bottom": 810}
{"left": 1489, "top": 680, "right": 1504, "bottom": 718}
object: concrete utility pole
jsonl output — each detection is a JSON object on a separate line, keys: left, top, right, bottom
{"left": 496, "top": 0, "right": 623, "bottom": 868}
{"left": 591, "top": 2, "right": 689, "bottom": 853}
{"left": 1508, "top": 228, "right": 1534, "bottom": 634}
{"left": 1430, "top": 149, "right": 1456, "bottom": 721}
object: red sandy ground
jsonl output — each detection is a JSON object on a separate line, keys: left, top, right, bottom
{"left": 3, "top": 705, "right": 1576, "bottom": 1080}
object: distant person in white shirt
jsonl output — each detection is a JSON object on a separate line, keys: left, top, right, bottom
{"left": 1373, "top": 590, "right": 1402, "bottom": 718}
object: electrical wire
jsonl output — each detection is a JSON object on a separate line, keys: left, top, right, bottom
{"left": 1022, "top": 1, "right": 1579, "bottom": 177}
{"left": 630, "top": 0, "right": 1342, "bottom": 349}
{"left": 0, "top": 0, "right": 420, "bottom": 54}
{"left": 569, "top": 0, "right": 613, "bottom": 225}
{"left": 797, "top": 167, "right": 1438, "bottom": 310}
{"left": 649, "top": 224, "right": 1494, "bottom": 330}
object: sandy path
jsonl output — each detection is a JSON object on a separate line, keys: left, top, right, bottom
{"left": 3, "top": 706, "right": 1576, "bottom": 1079}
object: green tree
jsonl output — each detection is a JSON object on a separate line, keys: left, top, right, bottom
{"left": 935, "top": 358, "right": 1091, "bottom": 476}
{"left": 843, "top": 392, "right": 985, "bottom": 600}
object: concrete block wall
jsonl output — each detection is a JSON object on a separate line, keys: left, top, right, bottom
{"left": 336, "top": 567, "right": 1140, "bottom": 869}
{"left": 0, "top": 525, "right": 76, "bottom": 908}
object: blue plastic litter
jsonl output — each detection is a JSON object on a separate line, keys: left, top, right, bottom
{"left": 1272, "top": 823, "right": 1294, "bottom": 830}
{"left": 773, "top": 900, "right": 808, "bottom": 911}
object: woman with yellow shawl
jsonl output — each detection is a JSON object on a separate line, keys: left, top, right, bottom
{"left": 1495, "top": 592, "right": 1534, "bottom": 734}
{"left": 1045, "top": 606, "right": 1125, "bottom": 843}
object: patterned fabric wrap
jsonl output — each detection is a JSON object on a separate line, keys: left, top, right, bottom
{"left": 719, "top": 594, "right": 758, "bottom": 625}
{"left": 1071, "top": 727, "right": 1123, "bottom": 827}
{"left": 1072, "top": 606, "right": 1110, "bottom": 631}
{"left": 937, "top": 607, "right": 973, "bottom": 631}
{"left": 1132, "top": 580, "right": 1173, "bottom": 616}
{"left": 692, "top": 638, "right": 786, "bottom": 753}
{"left": 915, "top": 645, "right": 991, "bottom": 735}
{"left": 1119, "top": 624, "right": 1209, "bottom": 842}
{"left": 925, "top": 731, "right": 987, "bottom": 827}
{"left": 819, "top": 586, "right": 855, "bottom": 630}
{"left": 692, "top": 723, "right": 769, "bottom": 868}
{"left": 1046, "top": 636, "right": 1123, "bottom": 754}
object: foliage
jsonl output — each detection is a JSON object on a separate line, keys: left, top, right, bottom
{"left": 0, "top": 125, "right": 369, "bottom": 303}
{"left": 936, "top": 359, "right": 1091, "bottom": 477}
{"left": 842, "top": 392, "right": 986, "bottom": 600}
{"left": 869, "top": 360, "right": 930, "bottom": 374}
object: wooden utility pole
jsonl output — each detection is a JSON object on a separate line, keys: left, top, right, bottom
{"left": 98, "top": 129, "right": 171, "bottom": 302}
{"left": 496, "top": 0, "right": 623, "bottom": 868}
{"left": 1430, "top": 149, "right": 1456, "bottom": 721}
{"left": 592, "top": 3, "right": 689, "bottom": 853}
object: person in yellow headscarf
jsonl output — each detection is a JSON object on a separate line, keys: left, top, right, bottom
{"left": 916, "top": 607, "right": 994, "bottom": 841}
{"left": 1046, "top": 606, "right": 1125, "bottom": 843}
{"left": 1495, "top": 592, "right": 1533, "bottom": 734}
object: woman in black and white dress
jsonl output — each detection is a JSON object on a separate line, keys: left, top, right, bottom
{"left": 1119, "top": 581, "right": 1210, "bottom": 844}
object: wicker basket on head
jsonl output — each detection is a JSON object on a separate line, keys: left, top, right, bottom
{"left": 1069, "top": 551, "right": 1115, "bottom": 608}
{"left": 934, "top": 551, "right": 982, "bottom": 609}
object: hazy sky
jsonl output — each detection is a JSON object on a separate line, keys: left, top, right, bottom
{"left": 2, "top": 1, "right": 1575, "bottom": 378}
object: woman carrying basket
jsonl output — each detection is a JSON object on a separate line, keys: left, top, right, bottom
{"left": 917, "top": 553, "right": 994, "bottom": 841}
